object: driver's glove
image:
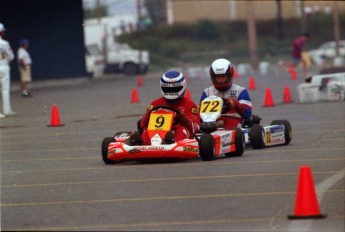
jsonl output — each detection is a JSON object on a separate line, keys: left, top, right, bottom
{"left": 222, "top": 98, "right": 232, "bottom": 113}
{"left": 176, "top": 113, "right": 194, "bottom": 135}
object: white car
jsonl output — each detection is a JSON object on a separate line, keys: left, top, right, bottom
{"left": 309, "top": 40, "right": 345, "bottom": 66}
{"left": 85, "top": 44, "right": 105, "bottom": 78}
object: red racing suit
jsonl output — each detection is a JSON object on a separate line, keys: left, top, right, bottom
{"left": 139, "top": 97, "right": 200, "bottom": 145}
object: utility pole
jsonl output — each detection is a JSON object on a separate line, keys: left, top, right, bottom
{"left": 333, "top": 0, "right": 340, "bottom": 57}
{"left": 276, "top": 0, "right": 283, "bottom": 40}
{"left": 246, "top": 1, "right": 258, "bottom": 71}
{"left": 96, "top": 0, "right": 101, "bottom": 23}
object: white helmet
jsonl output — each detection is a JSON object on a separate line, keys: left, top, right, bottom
{"left": 209, "top": 58, "right": 234, "bottom": 91}
{"left": 0, "top": 23, "right": 6, "bottom": 32}
{"left": 160, "top": 70, "right": 186, "bottom": 101}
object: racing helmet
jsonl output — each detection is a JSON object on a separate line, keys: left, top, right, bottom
{"left": 160, "top": 70, "right": 186, "bottom": 101}
{"left": 209, "top": 58, "right": 234, "bottom": 91}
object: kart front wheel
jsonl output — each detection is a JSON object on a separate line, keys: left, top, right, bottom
{"left": 199, "top": 134, "right": 215, "bottom": 161}
{"left": 250, "top": 124, "right": 265, "bottom": 149}
{"left": 234, "top": 128, "right": 245, "bottom": 156}
{"left": 226, "top": 128, "right": 245, "bottom": 157}
{"left": 102, "top": 137, "right": 116, "bottom": 164}
{"left": 271, "top": 120, "right": 292, "bottom": 145}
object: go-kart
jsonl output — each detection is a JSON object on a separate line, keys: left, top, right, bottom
{"left": 101, "top": 106, "right": 200, "bottom": 164}
{"left": 241, "top": 115, "right": 292, "bottom": 149}
{"left": 199, "top": 95, "right": 292, "bottom": 150}
{"left": 101, "top": 97, "right": 246, "bottom": 164}
{"left": 196, "top": 95, "right": 245, "bottom": 161}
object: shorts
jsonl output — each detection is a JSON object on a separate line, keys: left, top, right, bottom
{"left": 19, "top": 65, "right": 32, "bottom": 82}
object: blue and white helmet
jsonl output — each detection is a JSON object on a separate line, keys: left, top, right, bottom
{"left": 160, "top": 70, "right": 186, "bottom": 101}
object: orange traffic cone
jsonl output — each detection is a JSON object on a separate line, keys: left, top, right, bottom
{"left": 283, "top": 86, "right": 292, "bottom": 103}
{"left": 185, "top": 89, "right": 192, "bottom": 100}
{"left": 288, "top": 66, "right": 298, "bottom": 80}
{"left": 137, "top": 75, "right": 143, "bottom": 87}
{"left": 131, "top": 88, "right": 140, "bottom": 103}
{"left": 263, "top": 88, "right": 275, "bottom": 107}
{"left": 47, "top": 105, "right": 64, "bottom": 127}
{"left": 248, "top": 76, "right": 256, "bottom": 90}
{"left": 288, "top": 166, "right": 327, "bottom": 219}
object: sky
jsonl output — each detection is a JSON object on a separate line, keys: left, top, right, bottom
{"left": 83, "top": 0, "right": 137, "bottom": 17}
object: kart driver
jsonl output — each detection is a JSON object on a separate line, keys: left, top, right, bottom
{"left": 127, "top": 70, "right": 200, "bottom": 145}
{"left": 200, "top": 58, "right": 252, "bottom": 128}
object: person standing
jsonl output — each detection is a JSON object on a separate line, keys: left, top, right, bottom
{"left": 291, "top": 33, "right": 310, "bottom": 78}
{"left": 0, "top": 22, "right": 16, "bottom": 117}
{"left": 280, "top": 33, "right": 310, "bottom": 78}
{"left": 17, "top": 38, "right": 32, "bottom": 97}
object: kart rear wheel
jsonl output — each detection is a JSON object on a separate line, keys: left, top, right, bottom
{"left": 250, "top": 124, "right": 265, "bottom": 149}
{"left": 102, "top": 137, "right": 116, "bottom": 164}
{"left": 199, "top": 134, "right": 215, "bottom": 161}
{"left": 271, "top": 120, "right": 292, "bottom": 145}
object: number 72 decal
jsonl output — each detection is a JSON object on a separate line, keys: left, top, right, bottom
{"left": 200, "top": 99, "right": 222, "bottom": 113}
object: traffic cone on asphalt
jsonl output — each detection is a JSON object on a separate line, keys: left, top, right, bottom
{"left": 263, "top": 88, "right": 275, "bottom": 107}
{"left": 248, "top": 76, "right": 256, "bottom": 90}
{"left": 131, "top": 88, "right": 140, "bottom": 103}
{"left": 47, "top": 105, "right": 64, "bottom": 127}
{"left": 283, "top": 86, "right": 292, "bottom": 103}
{"left": 185, "top": 89, "right": 192, "bottom": 100}
{"left": 137, "top": 75, "right": 143, "bottom": 87}
{"left": 288, "top": 166, "right": 327, "bottom": 219}
{"left": 288, "top": 66, "right": 298, "bottom": 80}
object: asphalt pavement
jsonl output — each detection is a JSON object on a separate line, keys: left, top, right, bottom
{"left": 1, "top": 66, "right": 344, "bottom": 231}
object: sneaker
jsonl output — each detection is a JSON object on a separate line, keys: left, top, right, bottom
{"left": 163, "top": 131, "right": 175, "bottom": 144}
{"left": 22, "top": 91, "right": 31, "bottom": 97}
{"left": 4, "top": 111, "right": 17, "bottom": 116}
{"left": 0, "top": 113, "right": 5, "bottom": 118}
{"left": 125, "top": 131, "right": 143, "bottom": 146}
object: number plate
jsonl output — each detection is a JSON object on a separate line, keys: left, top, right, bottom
{"left": 200, "top": 99, "right": 222, "bottom": 113}
{"left": 148, "top": 111, "right": 174, "bottom": 132}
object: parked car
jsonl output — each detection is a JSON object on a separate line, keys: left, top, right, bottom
{"left": 85, "top": 44, "right": 105, "bottom": 78}
{"left": 309, "top": 40, "right": 345, "bottom": 66}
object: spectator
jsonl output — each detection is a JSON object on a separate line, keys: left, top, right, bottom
{"left": 17, "top": 38, "right": 32, "bottom": 97}
{"left": 0, "top": 22, "right": 16, "bottom": 117}
{"left": 279, "top": 33, "right": 310, "bottom": 78}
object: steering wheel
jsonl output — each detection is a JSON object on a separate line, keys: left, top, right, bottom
{"left": 149, "top": 105, "right": 181, "bottom": 115}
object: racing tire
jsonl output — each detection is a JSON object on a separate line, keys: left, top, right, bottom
{"left": 199, "top": 134, "right": 215, "bottom": 161}
{"left": 225, "top": 128, "right": 245, "bottom": 157}
{"left": 250, "top": 124, "right": 265, "bottom": 149}
{"left": 234, "top": 128, "right": 245, "bottom": 156}
{"left": 270, "top": 120, "right": 292, "bottom": 145}
{"left": 102, "top": 137, "right": 116, "bottom": 164}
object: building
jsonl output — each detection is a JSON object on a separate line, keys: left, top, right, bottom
{"left": 167, "top": 0, "right": 345, "bottom": 24}
{"left": 0, "top": 0, "right": 85, "bottom": 81}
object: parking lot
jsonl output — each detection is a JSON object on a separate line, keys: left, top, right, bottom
{"left": 1, "top": 67, "right": 344, "bottom": 231}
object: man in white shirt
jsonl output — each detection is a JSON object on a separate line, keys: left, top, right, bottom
{"left": 17, "top": 38, "right": 32, "bottom": 97}
{"left": 0, "top": 22, "right": 16, "bottom": 117}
